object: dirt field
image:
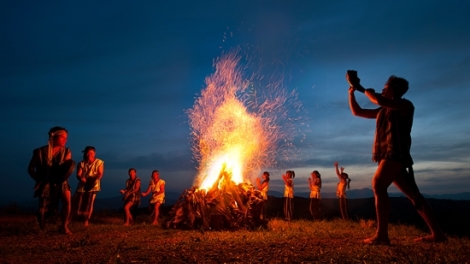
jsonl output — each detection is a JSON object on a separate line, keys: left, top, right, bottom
{"left": 0, "top": 213, "right": 469, "bottom": 264}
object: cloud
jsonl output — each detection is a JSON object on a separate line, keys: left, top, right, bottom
{"left": 1, "top": 0, "right": 469, "bottom": 204}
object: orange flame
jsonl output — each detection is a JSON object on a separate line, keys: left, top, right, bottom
{"left": 187, "top": 50, "right": 305, "bottom": 191}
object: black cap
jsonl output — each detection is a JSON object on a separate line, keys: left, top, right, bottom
{"left": 82, "top": 146, "right": 96, "bottom": 153}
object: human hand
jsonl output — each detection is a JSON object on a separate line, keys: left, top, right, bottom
{"left": 348, "top": 86, "right": 356, "bottom": 94}
{"left": 334, "top": 161, "right": 338, "bottom": 167}
{"left": 341, "top": 167, "right": 345, "bottom": 173}
{"left": 120, "top": 190, "right": 125, "bottom": 194}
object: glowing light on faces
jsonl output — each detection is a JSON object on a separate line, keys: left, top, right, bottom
{"left": 53, "top": 134, "right": 68, "bottom": 147}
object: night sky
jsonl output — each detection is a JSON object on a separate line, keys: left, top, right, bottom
{"left": 1, "top": 1, "right": 469, "bottom": 204}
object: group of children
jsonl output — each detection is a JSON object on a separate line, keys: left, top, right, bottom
{"left": 74, "top": 159, "right": 166, "bottom": 228}
{"left": 72, "top": 150, "right": 167, "bottom": 228}
{"left": 123, "top": 165, "right": 352, "bottom": 226}
{"left": 120, "top": 168, "right": 166, "bottom": 226}
{"left": 256, "top": 161, "right": 351, "bottom": 222}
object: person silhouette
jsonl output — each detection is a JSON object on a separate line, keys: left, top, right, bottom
{"left": 334, "top": 162, "right": 350, "bottom": 220}
{"left": 347, "top": 71, "right": 446, "bottom": 245}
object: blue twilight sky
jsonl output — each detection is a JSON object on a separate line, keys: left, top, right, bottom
{"left": 1, "top": 1, "right": 469, "bottom": 204}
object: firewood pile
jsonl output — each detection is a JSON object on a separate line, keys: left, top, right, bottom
{"left": 164, "top": 169, "right": 267, "bottom": 230}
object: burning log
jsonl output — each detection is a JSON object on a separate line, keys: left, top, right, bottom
{"left": 169, "top": 52, "right": 303, "bottom": 230}
{"left": 165, "top": 167, "right": 267, "bottom": 230}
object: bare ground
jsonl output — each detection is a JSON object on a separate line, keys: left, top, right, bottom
{"left": 0, "top": 214, "right": 469, "bottom": 264}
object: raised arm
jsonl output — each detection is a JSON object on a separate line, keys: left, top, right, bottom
{"left": 259, "top": 181, "right": 268, "bottom": 191}
{"left": 282, "top": 174, "right": 288, "bottom": 185}
{"left": 282, "top": 174, "right": 293, "bottom": 187}
{"left": 365, "top": 89, "right": 414, "bottom": 111}
{"left": 334, "top": 162, "right": 342, "bottom": 179}
{"left": 346, "top": 71, "right": 380, "bottom": 118}
{"left": 308, "top": 177, "right": 314, "bottom": 190}
{"left": 349, "top": 87, "right": 380, "bottom": 118}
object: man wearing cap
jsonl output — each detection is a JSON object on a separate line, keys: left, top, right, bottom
{"left": 72, "top": 146, "right": 104, "bottom": 227}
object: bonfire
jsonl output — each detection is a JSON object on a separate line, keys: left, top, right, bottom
{"left": 165, "top": 165, "right": 266, "bottom": 230}
{"left": 165, "top": 49, "right": 304, "bottom": 230}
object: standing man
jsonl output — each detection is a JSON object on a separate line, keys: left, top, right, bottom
{"left": 347, "top": 71, "right": 445, "bottom": 245}
{"left": 73, "top": 146, "right": 104, "bottom": 227}
{"left": 28, "top": 126, "right": 76, "bottom": 234}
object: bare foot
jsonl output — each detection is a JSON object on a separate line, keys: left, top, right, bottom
{"left": 414, "top": 235, "right": 447, "bottom": 243}
{"left": 151, "top": 221, "right": 159, "bottom": 226}
{"left": 84, "top": 220, "right": 89, "bottom": 227}
{"left": 62, "top": 228, "right": 72, "bottom": 235}
{"left": 363, "top": 235, "right": 390, "bottom": 246}
{"left": 123, "top": 223, "right": 131, "bottom": 226}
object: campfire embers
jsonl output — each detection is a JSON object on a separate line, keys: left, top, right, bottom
{"left": 165, "top": 167, "right": 267, "bottom": 230}
{"left": 168, "top": 51, "right": 302, "bottom": 230}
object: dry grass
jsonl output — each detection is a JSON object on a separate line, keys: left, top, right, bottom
{"left": 0, "top": 213, "right": 468, "bottom": 264}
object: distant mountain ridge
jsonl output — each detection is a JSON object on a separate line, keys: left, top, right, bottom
{"left": 2, "top": 188, "right": 468, "bottom": 210}
{"left": 269, "top": 188, "right": 470, "bottom": 200}
{"left": 91, "top": 188, "right": 469, "bottom": 210}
